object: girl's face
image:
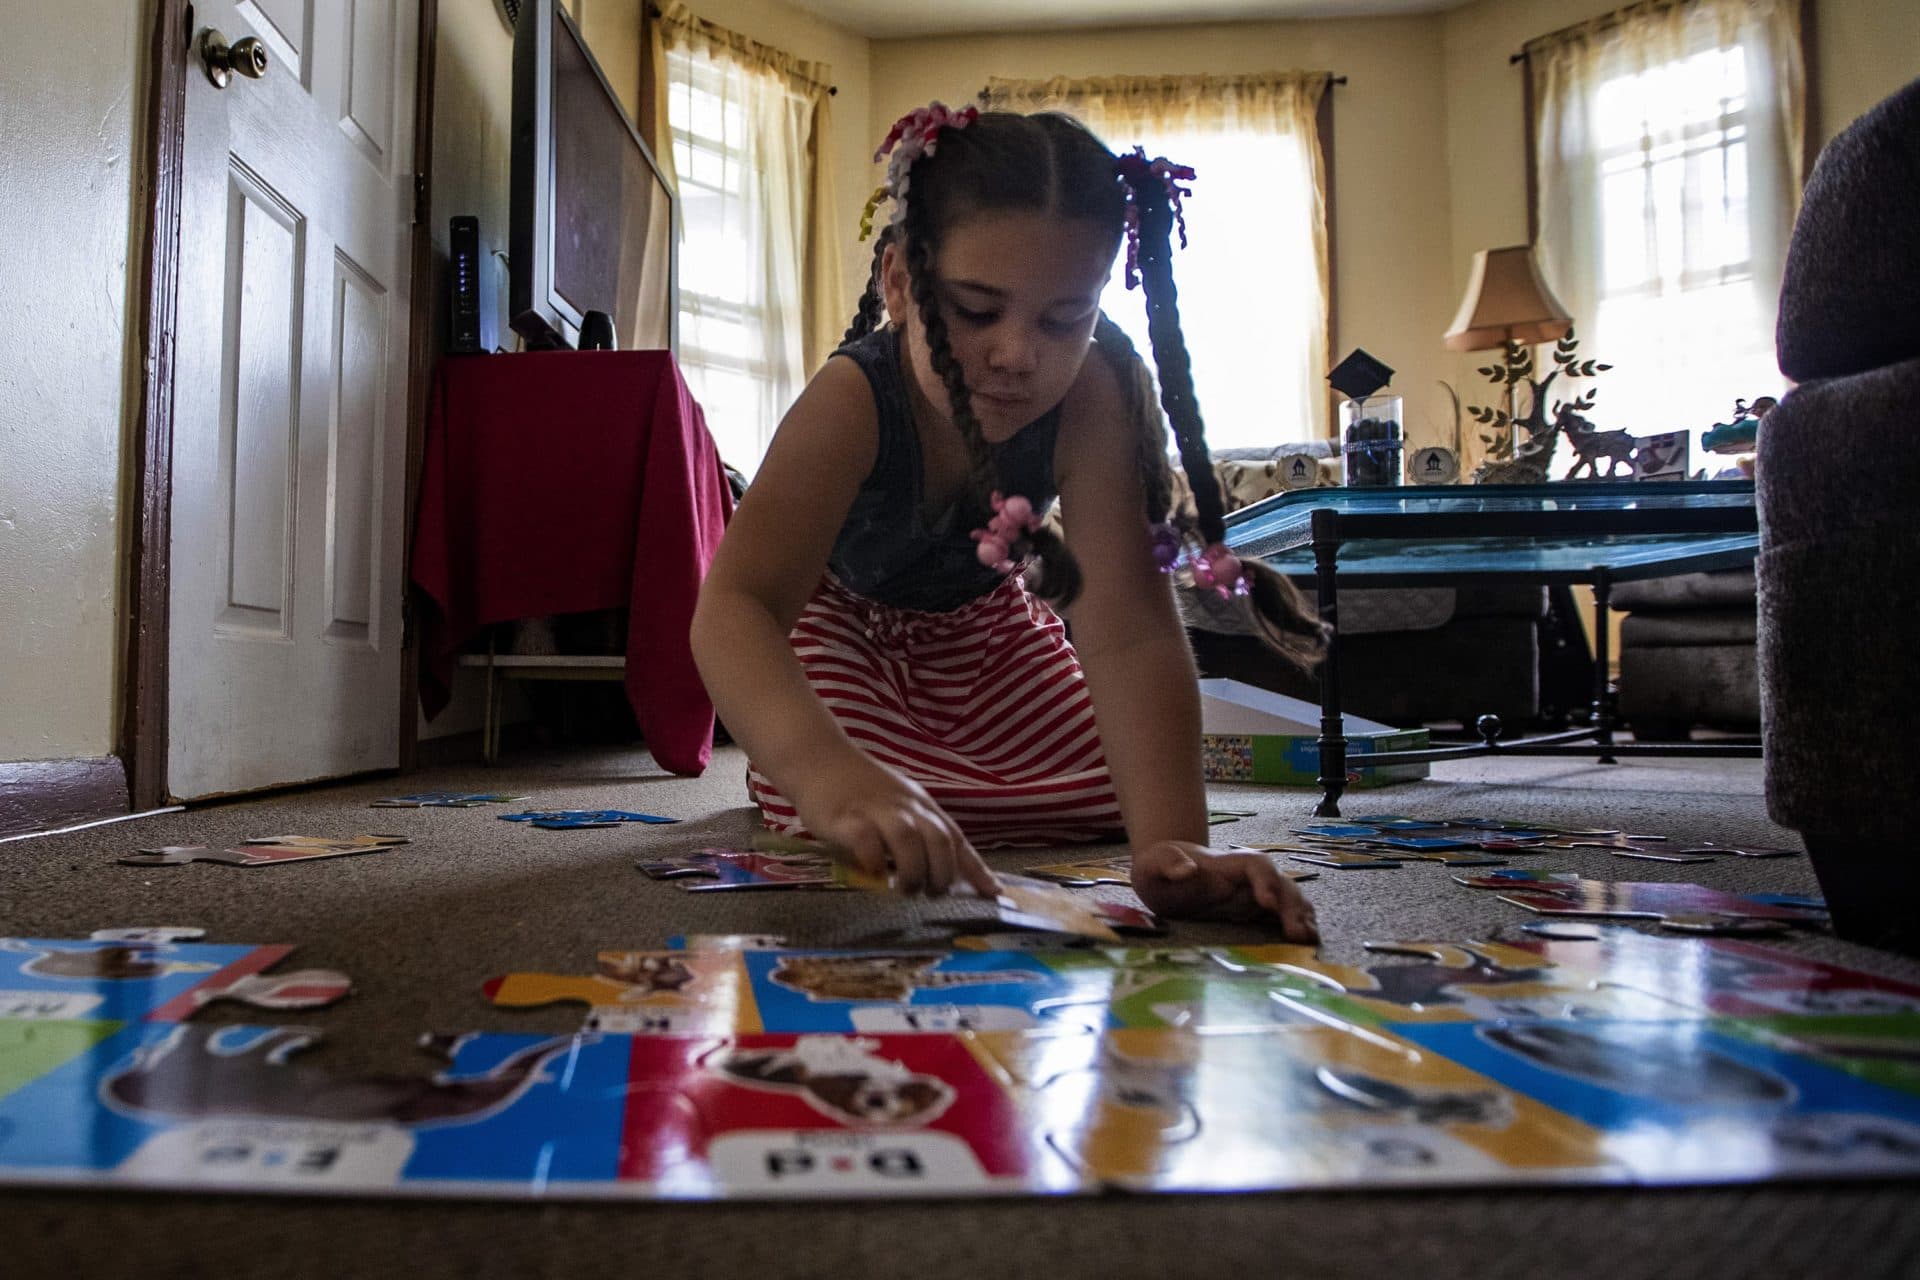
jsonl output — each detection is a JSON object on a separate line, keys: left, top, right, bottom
{"left": 883, "top": 211, "right": 1118, "bottom": 443}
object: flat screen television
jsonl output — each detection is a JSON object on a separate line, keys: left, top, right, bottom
{"left": 509, "top": 0, "right": 676, "bottom": 350}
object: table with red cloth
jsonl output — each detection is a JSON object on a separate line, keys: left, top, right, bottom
{"left": 409, "top": 350, "right": 733, "bottom": 776}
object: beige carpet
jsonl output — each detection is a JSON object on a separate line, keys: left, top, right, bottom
{"left": 4, "top": 743, "right": 1918, "bottom": 1279}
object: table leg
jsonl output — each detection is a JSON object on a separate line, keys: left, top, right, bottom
{"left": 1312, "top": 508, "right": 1348, "bottom": 817}
{"left": 483, "top": 635, "right": 500, "bottom": 766}
{"left": 1592, "top": 568, "right": 1616, "bottom": 764}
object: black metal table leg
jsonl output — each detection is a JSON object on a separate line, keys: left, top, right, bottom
{"left": 1312, "top": 508, "right": 1348, "bottom": 817}
{"left": 1592, "top": 568, "right": 1617, "bottom": 764}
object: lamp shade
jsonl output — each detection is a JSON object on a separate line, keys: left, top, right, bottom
{"left": 1443, "top": 245, "right": 1573, "bottom": 352}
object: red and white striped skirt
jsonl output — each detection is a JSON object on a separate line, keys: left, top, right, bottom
{"left": 748, "top": 573, "right": 1124, "bottom": 847}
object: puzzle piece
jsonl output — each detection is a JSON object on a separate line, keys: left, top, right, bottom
{"left": 636, "top": 849, "right": 841, "bottom": 891}
{"left": 120, "top": 834, "right": 409, "bottom": 868}
{"left": 1361, "top": 848, "right": 1507, "bottom": 867}
{"left": 1391, "top": 1016, "right": 1920, "bottom": 1180}
{"left": 243, "top": 834, "right": 411, "bottom": 850}
{"left": 1021, "top": 855, "right": 1133, "bottom": 887}
{"left": 1609, "top": 849, "right": 1714, "bottom": 864}
{"left": 1271, "top": 938, "right": 1685, "bottom": 1026}
{"left": 1285, "top": 849, "right": 1402, "bottom": 870}
{"left": 501, "top": 809, "right": 679, "bottom": 829}
{"left": 369, "top": 792, "right": 526, "bottom": 808}
{"left": 1495, "top": 880, "right": 1830, "bottom": 930}
{"left": 1509, "top": 932, "right": 1920, "bottom": 1021}
{"left": 485, "top": 949, "right": 756, "bottom": 1035}
{"left": 1359, "top": 815, "right": 1626, "bottom": 837}
{"left": 0, "top": 935, "right": 349, "bottom": 1022}
{"left": 668, "top": 934, "right": 792, "bottom": 952}
{"left": 620, "top": 1032, "right": 1070, "bottom": 1195}
{"left": 969, "top": 874, "right": 1139, "bottom": 943}
{"left": 1025, "top": 853, "right": 1318, "bottom": 888}
{"left": 970, "top": 1024, "right": 1613, "bottom": 1190}
{"left": 1658, "top": 840, "right": 1801, "bottom": 859}
{"left": 0, "top": 1017, "right": 124, "bottom": 1100}
{"left": 1722, "top": 1014, "right": 1920, "bottom": 1098}
{"left": 1207, "top": 809, "right": 1256, "bottom": 824}
{"left": 1451, "top": 869, "right": 1586, "bottom": 890}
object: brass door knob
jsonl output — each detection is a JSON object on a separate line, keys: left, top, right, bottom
{"left": 200, "top": 29, "right": 269, "bottom": 89}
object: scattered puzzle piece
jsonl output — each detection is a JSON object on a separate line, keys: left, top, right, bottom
{"left": 1610, "top": 850, "right": 1714, "bottom": 864}
{"left": 121, "top": 834, "right": 409, "bottom": 869}
{"left": 370, "top": 792, "right": 526, "bottom": 808}
{"left": 1286, "top": 849, "right": 1402, "bottom": 870}
{"left": 244, "top": 834, "right": 411, "bottom": 850}
{"left": 501, "top": 809, "right": 678, "bottom": 829}
{"left": 1492, "top": 879, "right": 1829, "bottom": 931}
{"left": 637, "top": 849, "right": 841, "bottom": 891}
{"left": 1024, "top": 853, "right": 1318, "bottom": 887}
{"left": 1021, "top": 856, "right": 1133, "bottom": 887}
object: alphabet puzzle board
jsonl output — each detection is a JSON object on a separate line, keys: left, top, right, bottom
{"left": 1, "top": 930, "right": 1918, "bottom": 1199}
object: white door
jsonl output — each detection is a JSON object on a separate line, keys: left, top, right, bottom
{"left": 168, "top": 0, "right": 418, "bottom": 800}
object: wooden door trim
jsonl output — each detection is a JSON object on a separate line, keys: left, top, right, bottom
{"left": 398, "top": 0, "right": 439, "bottom": 774}
{"left": 125, "top": 1, "right": 440, "bottom": 796}
{"left": 121, "top": 0, "right": 193, "bottom": 812}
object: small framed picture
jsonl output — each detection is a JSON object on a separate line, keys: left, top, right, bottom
{"left": 1631, "top": 431, "right": 1691, "bottom": 480}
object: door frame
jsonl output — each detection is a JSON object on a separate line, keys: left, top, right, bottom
{"left": 121, "top": 0, "right": 438, "bottom": 808}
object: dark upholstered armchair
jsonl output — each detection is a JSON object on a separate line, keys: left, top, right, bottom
{"left": 1758, "top": 76, "right": 1920, "bottom": 952}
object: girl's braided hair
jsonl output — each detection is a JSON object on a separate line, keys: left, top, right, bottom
{"left": 845, "top": 109, "right": 1322, "bottom": 669}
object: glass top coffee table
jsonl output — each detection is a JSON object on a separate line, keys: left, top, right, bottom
{"left": 1221, "top": 479, "right": 1761, "bottom": 815}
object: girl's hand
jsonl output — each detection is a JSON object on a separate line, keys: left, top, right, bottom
{"left": 800, "top": 759, "right": 1000, "bottom": 898}
{"left": 1130, "top": 841, "right": 1320, "bottom": 943}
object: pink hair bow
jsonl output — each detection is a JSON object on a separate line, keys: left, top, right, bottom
{"left": 861, "top": 102, "right": 981, "bottom": 239}
{"left": 971, "top": 491, "right": 1042, "bottom": 574}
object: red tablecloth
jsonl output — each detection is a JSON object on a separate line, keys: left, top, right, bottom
{"left": 410, "top": 350, "right": 733, "bottom": 776}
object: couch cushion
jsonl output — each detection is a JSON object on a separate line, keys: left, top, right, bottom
{"left": 1621, "top": 610, "right": 1756, "bottom": 647}
{"left": 1611, "top": 568, "right": 1755, "bottom": 611}
{"left": 1776, "top": 76, "right": 1920, "bottom": 381}
{"left": 1758, "top": 356, "right": 1920, "bottom": 543}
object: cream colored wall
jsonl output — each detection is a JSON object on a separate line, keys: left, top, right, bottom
{"left": 0, "top": 1, "right": 145, "bottom": 761}
{"left": 870, "top": 17, "right": 1458, "bottom": 448}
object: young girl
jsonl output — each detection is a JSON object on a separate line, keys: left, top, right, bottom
{"left": 690, "top": 105, "right": 1325, "bottom": 940}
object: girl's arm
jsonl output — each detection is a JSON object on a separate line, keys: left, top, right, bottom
{"left": 690, "top": 356, "right": 998, "bottom": 897}
{"left": 1053, "top": 355, "right": 1318, "bottom": 940}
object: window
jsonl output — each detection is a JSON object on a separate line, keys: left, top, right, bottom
{"left": 1530, "top": 0, "right": 1804, "bottom": 456}
{"left": 1097, "top": 127, "right": 1326, "bottom": 451}
{"left": 664, "top": 45, "right": 811, "bottom": 477}
{"left": 983, "top": 74, "right": 1333, "bottom": 450}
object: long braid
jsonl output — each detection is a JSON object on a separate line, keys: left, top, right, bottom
{"left": 842, "top": 231, "right": 891, "bottom": 345}
{"left": 1123, "top": 164, "right": 1324, "bottom": 667}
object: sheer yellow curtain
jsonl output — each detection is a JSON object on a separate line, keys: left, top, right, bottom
{"left": 983, "top": 73, "right": 1332, "bottom": 445}
{"left": 1529, "top": 0, "right": 1804, "bottom": 449}
{"left": 645, "top": 3, "right": 842, "bottom": 383}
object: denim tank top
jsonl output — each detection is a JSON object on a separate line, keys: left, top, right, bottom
{"left": 826, "top": 327, "right": 1062, "bottom": 613}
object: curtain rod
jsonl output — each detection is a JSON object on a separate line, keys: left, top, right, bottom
{"left": 1509, "top": 0, "right": 1694, "bottom": 63}
{"left": 977, "top": 73, "right": 1348, "bottom": 99}
{"left": 646, "top": 5, "right": 837, "bottom": 94}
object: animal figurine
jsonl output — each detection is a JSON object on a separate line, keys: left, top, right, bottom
{"left": 1703, "top": 396, "right": 1776, "bottom": 455}
{"left": 1561, "top": 412, "right": 1638, "bottom": 479}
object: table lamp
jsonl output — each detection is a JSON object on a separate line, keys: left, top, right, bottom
{"left": 1444, "top": 245, "right": 1573, "bottom": 458}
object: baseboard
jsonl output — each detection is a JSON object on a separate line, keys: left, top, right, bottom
{"left": 0, "top": 758, "right": 131, "bottom": 838}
